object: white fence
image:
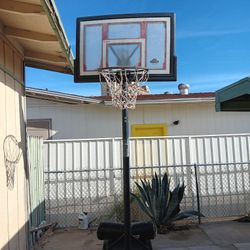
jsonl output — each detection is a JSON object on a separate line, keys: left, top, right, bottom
{"left": 43, "top": 134, "right": 250, "bottom": 227}
{"left": 44, "top": 133, "right": 250, "bottom": 169}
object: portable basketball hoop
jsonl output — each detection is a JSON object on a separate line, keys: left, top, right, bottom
{"left": 3, "top": 135, "right": 21, "bottom": 190}
{"left": 99, "top": 67, "right": 149, "bottom": 109}
{"left": 74, "top": 13, "right": 177, "bottom": 250}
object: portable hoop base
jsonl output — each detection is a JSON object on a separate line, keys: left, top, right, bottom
{"left": 97, "top": 221, "right": 155, "bottom": 249}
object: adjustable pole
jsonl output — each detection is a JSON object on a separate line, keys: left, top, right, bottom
{"left": 122, "top": 98, "right": 131, "bottom": 249}
{"left": 97, "top": 69, "right": 150, "bottom": 249}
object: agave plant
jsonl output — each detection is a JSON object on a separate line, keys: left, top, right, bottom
{"left": 131, "top": 172, "right": 203, "bottom": 233}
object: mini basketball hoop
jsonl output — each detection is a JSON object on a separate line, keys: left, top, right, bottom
{"left": 99, "top": 67, "right": 149, "bottom": 109}
{"left": 3, "top": 135, "right": 21, "bottom": 190}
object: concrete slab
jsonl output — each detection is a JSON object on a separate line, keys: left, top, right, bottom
{"left": 152, "top": 225, "right": 213, "bottom": 249}
{"left": 153, "top": 246, "right": 225, "bottom": 250}
{"left": 200, "top": 221, "right": 250, "bottom": 247}
{"left": 37, "top": 221, "right": 250, "bottom": 250}
{"left": 155, "top": 248, "right": 186, "bottom": 250}
{"left": 188, "top": 246, "right": 224, "bottom": 250}
{"left": 38, "top": 228, "right": 102, "bottom": 250}
{"left": 234, "top": 242, "right": 250, "bottom": 250}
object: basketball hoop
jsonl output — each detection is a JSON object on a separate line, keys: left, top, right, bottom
{"left": 99, "top": 67, "right": 149, "bottom": 110}
{"left": 3, "top": 135, "right": 21, "bottom": 190}
{"left": 75, "top": 14, "right": 175, "bottom": 249}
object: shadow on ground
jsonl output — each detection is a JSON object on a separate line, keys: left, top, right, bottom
{"left": 37, "top": 221, "right": 250, "bottom": 250}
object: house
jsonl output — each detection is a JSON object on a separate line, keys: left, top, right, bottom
{"left": 0, "top": 1, "right": 73, "bottom": 249}
{"left": 26, "top": 86, "right": 250, "bottom": 140}
{"left": 216, "top": 77, "right": 250, "bottom": 111}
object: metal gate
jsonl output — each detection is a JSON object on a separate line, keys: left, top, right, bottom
{"left": 28, "top": 136, "right": 45, "bottom": 229}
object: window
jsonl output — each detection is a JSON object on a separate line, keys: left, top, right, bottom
{"left": 27, "top": 119, "right": 52, "bottom": 140}
{"left": 131, "top": 123, "right": 167, "bottom": 137}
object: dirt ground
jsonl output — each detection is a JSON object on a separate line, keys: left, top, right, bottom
{"left": 36, "top": 221, "right": 250, "bottom": 250}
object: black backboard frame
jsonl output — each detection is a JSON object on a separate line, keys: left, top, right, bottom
{"left": 74, "top": 13, "right": 177, "bottom": 83}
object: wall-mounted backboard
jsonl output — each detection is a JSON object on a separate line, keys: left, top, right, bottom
{"left": 74, "top": 13, "right": 176, "bottom": 82}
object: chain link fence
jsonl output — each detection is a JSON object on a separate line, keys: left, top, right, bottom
{"left": 44, "top": 162, "right": 250, "bottom": 227}
{"left": 196, "top": 162, "right": 250, "bottom": 220}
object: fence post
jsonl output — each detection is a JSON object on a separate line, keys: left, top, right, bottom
{"left": 194, "top": 163, "right": 201, "bottom": 224}
{"left": 110, "top": 138, "right": 116, "bottom": 203}
{"left": 186, "top": 137, "right": 194, "bottom": 207}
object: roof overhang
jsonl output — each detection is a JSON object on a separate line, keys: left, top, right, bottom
{"left": 26, "top": 87, "right": 101, "bottom": 104}
{"left": 135, "top": 97, "right": 215, "bottom": 105}
{"left": 101, "top": 97, "right": 215, "bottom": 106}
{"left": 26, "top": 88, "right": 215, "bottom": 106}
{"left": 97, "top": 93, "right": 215, "bottom": 106}
{"left": 0, "top": 0, "right": 74, "bottom": 74}
{"left": 215, "top": 77, "right": 250, "bottom": 111}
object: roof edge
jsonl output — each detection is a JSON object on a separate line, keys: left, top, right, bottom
{"left": 40, "top": 0, "right": 74, "bottom": 74}
{"left": 26, "top": 87, "right": 101, "bottom": 104}
{"left": 216, "top": 77, "right": 250, "bottom": 105}
{"left": 26, "top": 88, "right": 215, "bottom": 105}
{"left": 216, "top": 77, "right": 250, "bottom": 94}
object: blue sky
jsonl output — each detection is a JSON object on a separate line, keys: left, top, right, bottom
{"left": 26, "top": 0, "right": 250, "bottom": 96}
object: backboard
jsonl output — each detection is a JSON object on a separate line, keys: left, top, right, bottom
{"left": 74, "top": 13, "right": 177, "bottom": 83}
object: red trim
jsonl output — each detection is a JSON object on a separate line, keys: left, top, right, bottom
{"left": 102, "top": 24, "right": 108, "bottom": 68}
{"left": 106, "top": 43, "right": 108, "bottom": 67}
{"left": 102, "top": 24, "right": 108, "bottom": 67}
{"left": 141, "top": 22, "right": 146, "bottom": 38}
{"left": 163, "top": 61, "right": 166, "bottom": 70}
{"left": 102, "top": 23, "right": 108, "bottom": 40}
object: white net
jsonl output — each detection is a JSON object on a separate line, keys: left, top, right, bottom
{"left": 3, "top": 135, "right": 21, "bottom": 190}
{"left": 99, "top": 68, "right": 149, "bottom": 110}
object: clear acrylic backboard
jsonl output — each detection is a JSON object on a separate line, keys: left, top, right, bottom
{"left": 74, "top": 13, "right": 177, "bottom": 83}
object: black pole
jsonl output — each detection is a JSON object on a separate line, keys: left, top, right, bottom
{"left": 122, "top": 108, "right": 131, "bottom": 250}
{"left": 194, "top": 163, "right": 201, "bottom": 224}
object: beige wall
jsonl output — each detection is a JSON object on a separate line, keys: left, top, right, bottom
{"left": 0, "top": 33, "right": 28, "bottom": 250}
{"left": 27, "top": 97, "right": 250, "bottom": 139}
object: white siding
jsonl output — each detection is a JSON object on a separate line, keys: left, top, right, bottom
{"left": 0, "top": 34, "right": 27, "bottom": 250}
{"left": 27, "top": 97, "right": 250, "bottom": 139}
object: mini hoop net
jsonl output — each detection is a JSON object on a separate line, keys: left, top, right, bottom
{"left": 3, "top": 135, "right": 21, "bottom": 190}
{"left": 99, "top": 67, "right": 149, "bottom": 110}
